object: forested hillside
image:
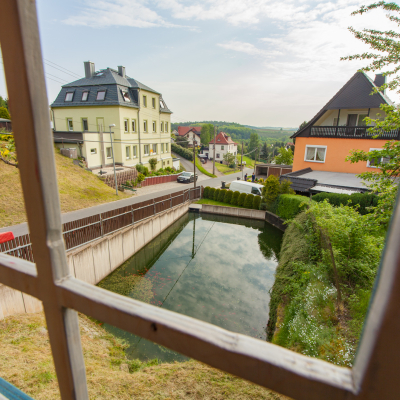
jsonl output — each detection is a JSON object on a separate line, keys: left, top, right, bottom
{"left": 172, "top": 121, "right": 295, "bottom": 144}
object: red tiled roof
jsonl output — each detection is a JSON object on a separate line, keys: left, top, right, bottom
{"left": 178, "top": 126, "right": 202, "bottom": 136}
{"left": 209, "top": 131, "right": 237, "bottom": 145}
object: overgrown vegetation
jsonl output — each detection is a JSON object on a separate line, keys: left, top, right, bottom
{"left": 267, "top": 201, "right": 385, "bottom": 366}
{"left": 171, "top": 142, "right": 193, "bottom": 161}
{"left": 0, "top": 313, "right": 287, "bottom": 399}
{"left": 276, "top": 194, "right": 310, "bottom": 220}
{"left": 202, "top": 186, "right": 262, "bottom": 210}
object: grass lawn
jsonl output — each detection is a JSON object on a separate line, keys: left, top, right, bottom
{"left": 195, "top": 198, "right": 245, "bottom": 208}
{"left": 0, "top": 312, "right": 288, "bottom": 400}
{"left": 215, "top": 162, "right": 240, "bottom": 175}
{"left": 195, "top": 156, "right": 216, "bottom": 178}
{"left": 0, "top": 149, "right": 130, "bottom": 228}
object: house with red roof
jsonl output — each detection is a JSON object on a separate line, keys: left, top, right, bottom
{"left": 177, "top": 126, "right": 201, "bottom": 147}
{"left": 205, "top": 132, "right": 238, "bottom": 162}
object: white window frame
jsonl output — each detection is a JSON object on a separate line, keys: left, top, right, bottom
{"left": 106, "top": 147, "right": 112, "bottom": 158}
{"left": 65, "top": 92, "right": 74, "bottom": 102}
{"left": 152, "top": 121, "right": 156, "bottom": 133}
{"left": 161, "top": 122, "right": 164, "bottom": 133}
{"left": 304, "top": 145, "right": 327, "bottom": 163}
{"left": 133, "top": 145, "right": 137, "bottom": 158}
{"left": 2, "top": 6, "right": 400, "bottom": 400}
{"left": 143, "top": 95, "right": 147, "bottom": 107}
{"left": 161, "top": 143, "right": 164, "bottom": 153}
{"left": 125, "top": 146, "right": 131, "bottom": 159}
{"left": 96, "top": 90, "right": 106, "bottom": 101}
{"left": 67, "top": 118, "right": 73, "bottom": 131}
{"left": 367, "top": 148, "right": 390, "bottom": 168}
{"left": 81, "top": 91, "right": 89, "bottom": 102}
{"left": 152, "top": 144, "right": 157, "bottom": 154}
{"left": 124, "top": 119, "right": 129, "bottom": 133}
{"left": 143, "top": 120, "right": 148, "bottom": 133}
{"left": 144, "top": 144, "right": 150, "bottom": 156}
{"left": 152, "top": 97, "right": 156, "bottom": 109}
{"left": 132, "top": 119, "right": 136, "bottom": 133}
{"left": 165, "top": 122, "right": 169, "bottom": 133}
{"left": 121, "top": 91, "right": 130, "bottom": 102}
{"left": 90, "top": 148, "right": 97, "bottom": 155}
{"left": 166, "top": 143, "right": 169, "bottom": 152}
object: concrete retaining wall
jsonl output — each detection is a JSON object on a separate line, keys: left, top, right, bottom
{"left": 0, "top": 202, "right": 189, "bottom": 320}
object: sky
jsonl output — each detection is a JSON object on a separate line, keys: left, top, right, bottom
{"left": 0, "top": 0, "right": 398, "bottom": 128}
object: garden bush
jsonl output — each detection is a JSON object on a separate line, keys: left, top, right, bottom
{"left": 276, "top": 194, "right": 310, "bottom": 220}
{"left": 214, "top": 189, "right": 221, "bottom": 201}
{"left": 218, "top": 189, "right": 227, "bottom": 202}
{"left": 231, "top": 191, "right": 240, "bottom": 206}
{"left": 208, "top": 187, "right": 216, "bottom": 200}
{"left": 253, "top": 195, "right": 261, "bottom": 210}
{"left": 171, "top": 143, "right": 193, "bottom": 161}
{"left": 244, "top": 194, "right": 255, "bottom": 208}
{"left": 224, "top": 190, "right": 233, "bottom": 204}
{"left": 238, "top": 193, "right": 247, "bottom": 207}
{"left": 203, "top": 186, "right": 210, "bottom": 199}
{"left": 312, "top": 192, "right": 378, "bottom": 215}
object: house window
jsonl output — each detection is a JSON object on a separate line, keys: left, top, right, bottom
{"left": 358, "top": 114, "right": 369, "bottom": 127}
{"left": 152, "top": 144, "right": 157, "bottom": 154}
{"left": 367, "top": 148, "right": 390, "bottom": 168}
{"left": 216, "top": 153, "right": 220, "bottom": 159}
{"left": 305, "top": 145, "right": 326, "bottom": 163}
{"left": 96, "top": 91, "right": 106, "bottom": 101}
{"left": 82, "top": 118, "right": 88, "bottom": 131}
{"left": 90, "top": 148, "right": 97, "bottom": 155}
{"left": 152, "top": 121, "right": 156, "bottom": 133}
{"left": 133, "top": 146, "right": 137, "bottom": 158}
{"left": 67, "top": 119, "right": 73, "bottom": 131}
{"left": 333, "top": 117, "right": 340, "bottom": 126}
{"left": 221, "top": 145, "right": 224, "bottom": 150}
{"left": 152, "top": 98, "right": 156, "bottom": 109}
{"left": 124, "top": 119, "right": 129, "bottom": 133}
{"left": 161, "top": 143, "right": 164, "bottom": 153}
{"left": 165, "top": 122, "right": 169, "bottom": 133}
{"left": 65, "top": 92, "right": 74, "bottom": 102}
{"left": 126, "top": 146, "right": 131, "bottom": 159}
{"left": 132, "top": 119, "right": 136, "bottom": 132}
{"left": 144, "top": 145, "right": 149, "bottom": 156}
{"left": 143, "top": 120, "right": 148, "bottom": 133}
{"left": 106, "top": 147, "right": 112, "bottom": 159}
{"left": 166, "top": 144, "right": 169, "bottom": 152}
{"left": 161, "top": 122, "right": 164, "bottom": 132}
{"left": 122, "top": 91, "right": 130, "bottom": 102}
{"left": 143, "top": 95, "right": 147, "bottom": 107}
{"left": 81, "top": 91, "right": 89, "bottom": 101}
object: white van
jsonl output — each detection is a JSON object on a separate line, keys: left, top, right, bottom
{"left": 229, "top": 180, "right": 263, "bottom": 196}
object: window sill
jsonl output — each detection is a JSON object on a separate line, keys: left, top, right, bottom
{"left": 304, "top": 159, "right": 325, "bottom": 163}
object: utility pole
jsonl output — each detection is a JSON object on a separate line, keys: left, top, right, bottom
{"left": 241, "top": 142, "right": 244, "bottom": 180}
{"left": 109, "top": 124, "right": 118, "bottom": 196}
{"left": 193, "top": 143, "right": 196, "bottom": 192}
{"left": 213, "top": 125, "right": 216, "bottom": 176}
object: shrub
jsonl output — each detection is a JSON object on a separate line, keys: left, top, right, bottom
{"left": 260, "top": 202, "right": 267, "bottom": 211}
{"left": 276, "top": 194, "right": 310, "bottom": 220}
{"left": 137, "top": 173, "right": 145, "bottom": 186}
{"left": 224, "top": 190, "right": 233, "bottom": 204}
{"left": 244, "top": 194, "right": 255, "bottom": 208}
{"left": 258, "top": 178, "right": 264, "bottom": 184}
{"left": 253, "top": 195, "right": 261, "bottom": 210}
{"left": 231, "top": 191, "right": 240, "bottom": 206}
{"left": 171, "top": 143, "right": 193, "bottom": 161}
{"left": 203, "top": 186, "right": 210, "bottom": 199}
{"left": 218, "top": 189, "right": 227, "bottom": 202}
{"left": 214, "top": 189, "right": 221, "bottom": 201}
{"left": 208, "top": 187, "right": 216, "bottom": 200}
{"left": 262, "top": 175, "right": 280, "bottom": 207}
{"left": 238, "top": 193, "right": 247, "bottom": 207}
{"left": 149, "top": 158, "right": 158, "bottom": 171}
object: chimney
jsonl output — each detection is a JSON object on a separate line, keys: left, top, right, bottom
{"left": 118, "top": 66, "right": 126, "bottom": 78}
{"left": 84, "top": 61, "right": 95, "bottom": 79}
{"left": 374, "top": 74, "right": 386, "bottom": 93}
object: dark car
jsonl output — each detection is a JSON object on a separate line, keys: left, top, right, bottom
{"left": 177, "top": 172, "right": 198, "bottom": 183}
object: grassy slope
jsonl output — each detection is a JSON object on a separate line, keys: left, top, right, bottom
{"left": 0, "top": 312, "right": 288, "bottom": 400}
{"left": 0, "top": 149, "right": 129, "bottom": 228}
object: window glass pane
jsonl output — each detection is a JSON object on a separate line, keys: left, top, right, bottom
{"left": 144, "top": 121, "right": 147, "bottom": 132}
{"left": 106, "top": 147, "right": 112, "bottom": 158}
{"left": 166, "top": 123, "right": 168, "bottom": 132}
{"left": 122, "top": 91, "right": 130, "bottom": 102}
{"left": 133, "top": 146, "right": 137, "bottom": 157}
{"left": 358, "top": 114, "right": 368, "bottom": 127}
{"left": 81, "top": 91, "right": 89, "bottom": 101}
{"left": 143, "top": 96, "right": 147, "bottom": 107}
{"left": 152, "top": 98, "right": 156, "bottom": 108}
{"left": 166, "top": 144, "right": 169, "bottom": 152}
{"left": 124, "top": 120, "right": 128, "bottom": 132}
{"left": 316, "top": 148, "right": 326, "bottom": 161}
{"left": 126, "top": 147, "right": 130, "bottom": 158}
{"left": 82, "top": 119, "right": 88, "bottom": 131}
{"left": 97, "top": 91, "right": 106, "bottom": 101}
{"left": 132, "top": 120, "right": 136, "bottom": 132}
{"left": 305, "top": 147, "right": 315, "bottom": 161}
{"left": 65, "top": 92, "right": 73, "bottom": 101}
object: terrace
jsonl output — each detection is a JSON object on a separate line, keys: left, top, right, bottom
{"left": 310, "top": 126, "right": 400, "bottom": 139}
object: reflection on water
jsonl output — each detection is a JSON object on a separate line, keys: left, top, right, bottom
{"left": 98, "top": 212, "right": 283, "bottom": 362}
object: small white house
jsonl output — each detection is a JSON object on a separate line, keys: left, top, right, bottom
{"left": 177, "top": 126, "right": 201, "bottom": 147}
{"left": 206, "top": 131, "right": 238, "bottom": 162}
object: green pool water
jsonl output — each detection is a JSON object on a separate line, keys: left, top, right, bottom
{"left": 98, "top": 212, "right": 283, "bottom": 362}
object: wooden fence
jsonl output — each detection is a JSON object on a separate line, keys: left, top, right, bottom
{"left": 0, "top": 186, "right": 202, "bottom": 262}
{"left": 103, "top": 170, "right": 180, "bottom": 189}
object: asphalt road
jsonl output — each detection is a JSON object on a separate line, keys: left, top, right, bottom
{"left": 0, "top": 168, "right": 253, "bottom": 237}
{"left": 172, "top": 152, "right": 202, "bottom": 175}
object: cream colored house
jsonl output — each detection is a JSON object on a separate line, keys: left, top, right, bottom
{"left": 51, "top": 61, "right": 173, "bottom": 170}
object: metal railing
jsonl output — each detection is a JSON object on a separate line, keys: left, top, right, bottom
{"left": 0, "top": 186, "right": 201, "bottom": 262}
{"left": 310, "top": 126, "right": 400, "bottom": 139}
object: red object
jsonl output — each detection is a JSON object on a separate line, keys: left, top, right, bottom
{"left": 0, "top": 231, "right": 15, "bottom": 244}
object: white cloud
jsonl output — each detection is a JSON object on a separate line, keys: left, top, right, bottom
{"left": 217, "top": 41, "right": 282, "bottom": 57}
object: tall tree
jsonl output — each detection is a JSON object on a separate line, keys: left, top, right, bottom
{"left": 200, "top": 124, "right": 213, "bottom": 145}
{"left": 0, "top": 96, "right": 8, "bottom": 110}
{"left": 299, "top": 121, "right": 308, "bottom": 130}
{"left": 248, "top": 132, "right": 260, "bottom": 160}
{"left": 274, "top": 147, "right": 293, "bottom": 165}
{"left": 261, "top": 142, "right": 269, "bottom": 161}
{"left": 0, "top": 107, "right": 10, "bottom": 120}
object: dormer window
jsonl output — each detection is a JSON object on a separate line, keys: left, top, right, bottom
{"left": 122, "top": 91, "right": 130, "bottom": 102}
{"left": 65, "top": 92, "right": 74, "bottom": 102}
{"left": 81, "top": 91, "right": 89, "bottom": 101}
{"left": 96, "top": 90, "right": 106, "bottom": 101}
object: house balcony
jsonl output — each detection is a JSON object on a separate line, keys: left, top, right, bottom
{"left": 310, "top": 126, "right": 400, "bottom": 139}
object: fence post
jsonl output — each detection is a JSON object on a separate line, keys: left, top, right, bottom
{"left": 131, "top": 206, "right": 134, "bottom": 225}
{"left": 170, "top": 194, "right": 172, "bottom": 209}
{"left": 100, "top": 214, "right": 104, "bottom": 237}
{"left": 153, "top": 199, "right": 156, "bottom": 215}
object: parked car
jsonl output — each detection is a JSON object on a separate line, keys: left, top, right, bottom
{"left": 229, "top": 180, "right": 263, "bottom": 195}
{"left": 177, "top": 171, "right": 198, "bottom": 183}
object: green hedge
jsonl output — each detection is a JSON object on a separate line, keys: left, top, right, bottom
{"left": 312, "top": 192, "right": 378, "bottom": 215}
{"left": 244, "top": 194, "right": 254, "bottom": 208}
{"left": 203, "top": 186, "right": 210, "bottom": 199}
{"left": 253, "top": 195, "right": 261, "bottom": 210}
{"left": 171, "top": 143, "right": 193, "bottom": 161}
{"left": 231, "top": 191, "right": 240, "bottom": 206}
{"left": 214, "top": 189, "right": 221, "bottom": 201}
{"left": 218, "top": 189, "right": 227, "bottom": 202}
{"left": 276, "top": 194, "right": 310, "bottom": 220}
{"left": 208, "top": 187, "right": 216, "bottom": 200}
{"left": 238, "top": 193, "right": 247, "bottom": 207}
{"left": 224, "top": 190, "right": 233, "bottom": 204}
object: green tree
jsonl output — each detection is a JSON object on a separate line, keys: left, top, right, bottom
{"left": 0, "top": 96, "right": 8, "bottom": 110}
{"left": 274, "top": 147, "right": 294, "bottom": 165}
{"left": 299, "top": 121, "right": 308, "bottom": 130}
{"left": 148, "top": 158, "right": 158, "bottom": 172}
{"left": 200, "top": 124, "right": 213, "bottom": 145}
{"left": 261, "top": 142, "right": 269, "bottom": 161}
{"left": 248, "top": 132, "right": 260, "bottom": 160}
{"left": 0, "top": 107, "right": 10, "bottom": 120}
{"left": 223, "top": 152, "right": 236, "bottom": 167}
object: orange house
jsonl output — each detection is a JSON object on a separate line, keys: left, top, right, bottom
{"left": 292, "top": 72, "right": 395, "bottom": 175}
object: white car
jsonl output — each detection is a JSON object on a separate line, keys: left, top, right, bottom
{"left": 229, "top": 180, "right": 263, "bottom": 195}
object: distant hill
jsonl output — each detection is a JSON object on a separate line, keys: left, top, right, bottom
{"left": 244, "top": 125, "right": 297, "bottom": 131}
{"left": 171, "top": 121, "right": 295, "bottom": 143}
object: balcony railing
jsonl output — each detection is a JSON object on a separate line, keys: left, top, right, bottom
{"left": 310, "top": 126, "right": 400, "bottom": 139}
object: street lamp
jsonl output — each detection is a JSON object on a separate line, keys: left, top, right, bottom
{"left": 109, "top": 124, "right": 118, "bottom": 196}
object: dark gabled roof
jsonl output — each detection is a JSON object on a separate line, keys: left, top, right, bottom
{"left": 53, "top": 131, "right": 83, "bottom": 143}
{"left": 292, "top": 72, "right": 394, "bottom": 139}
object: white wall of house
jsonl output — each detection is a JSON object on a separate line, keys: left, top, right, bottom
{"left": 183, "top": 131, "right": 200, "bottom": 147}
{"left": 208, "top": 143, "right": 237, "bottom": 161}
{"left": 315, "top": 108, "right": 382, "bottom": 126}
